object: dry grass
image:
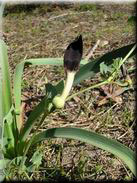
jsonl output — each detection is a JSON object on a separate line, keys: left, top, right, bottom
{"left": 3, "top": 3, "right": 136, "bottom": 181}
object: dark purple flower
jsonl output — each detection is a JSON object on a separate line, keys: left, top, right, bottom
{"left": 64, "top": 35, "right": 83, "bottom": 72}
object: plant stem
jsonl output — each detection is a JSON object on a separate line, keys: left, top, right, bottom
{"left": 67, "top": 80, "right": 108, "bottom": 101}
{"left": 118, "top": 45, "right": 136, "bottom": 69}
{"left": 61, "top": 71, "right": 75, "bottom": 100}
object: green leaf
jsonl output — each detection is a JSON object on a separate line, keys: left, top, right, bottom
{"left": 0, "top": 151, "right": 5, "bottom": 182}
{"left": 19, "top": 83, "right": 56, "bottom": 143}
{"left": 100, "top": 62, "right": 111, "bottom": 75}
{"left": 128, "top": 16, "right": 136, "bottom": 24}
{"left": 45, "top": 83, "right": 57, "bottom": 99}
{"left": 0, "top": 79, "right": 3, "bottom": 144}
{"left": 4, "top": 156, "right": 27, "bottom": 171}
{"left": 74, "top": 43, "right": 136, "bottom": 85}
{"left": 24, "top": 57, "right": 87, "bottom": 66}
{"left": 54, "top": 80, "right": 64, "bottom": 95}
{"left": 0, "top": 40, "right": 15, "bottom": 154}
{"left": 0, "top": 40, "right": 12, "bottom": 116}
{"left": 30, "top": 150, "right": 43, "bottom": 166}
{"left": 13, "top": 62, "right": 25, "bottom": 114}
{"left": 25, "top": 58, "right": 63, "bottom": 66}
{"left": 112, "top": 57, "right": 122, "bottom": 69}
{"left": 18, "top": 96, "right": 49, "bottom": 143}
{"left": 31, "top": 127, "right": 136, "bottom": 176}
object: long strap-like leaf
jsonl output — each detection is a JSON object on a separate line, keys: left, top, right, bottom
{"left": 0, "top": 40, "right": 12, "bottom": 115}
{"left": 0, "top": 40, "right": 15, "bottom": 151}
{"left": 74, "top": 43, "right": 136, "bottom": 85}
{"left": 19, "top": 83, "right": 57, "bottom": 142}
{"left": 31, "top": 127, "right": 136, "bottom": 176}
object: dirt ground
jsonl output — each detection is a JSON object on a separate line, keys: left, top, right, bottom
{"left": 3, "top": 2, "right": 136, "bottom": 181}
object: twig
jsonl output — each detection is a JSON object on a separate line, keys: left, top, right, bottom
{"left": 85, "top": 40, "right": 100, "bottom": 61}
{"left": 120, "top": 64, "right": 127, "bottom": 78}
{"left": 102, "top": 103, "right": 118, "bottom": 116}
{"left": 48, "top": 11, "right": 91, "bottom": 21}
{"left": 117, "top": 131, "right": 129, "bottom": 140}
{"left": 48, "top": 13, "right": 69, "bottom": 21}
{"left": 117, "top": 158, "right": 131, "bottom": 177}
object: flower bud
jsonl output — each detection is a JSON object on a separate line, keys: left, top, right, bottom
{"left": 52, "top": 96, "right": 65, "bottom": 109}
{"left": 64, "top": 35, "right": 83, "bottom": 72}
{"left": 53, "top": 35, "right": 83, "bottom": 109}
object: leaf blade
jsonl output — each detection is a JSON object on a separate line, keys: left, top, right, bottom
{"left": 74, "top": 43, "right": 136, "bottom": 85}
{"left": 31, "top": 127, "right": 136, "bottom": 176}
{"left": 0, "top": 40, "right": 12, "bottom": 115}
{"left": 19, "top": 83, "right": 56, "bottom": 142}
